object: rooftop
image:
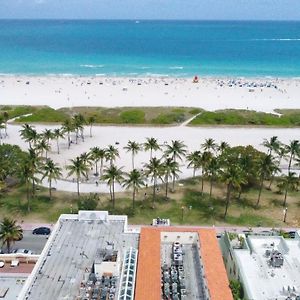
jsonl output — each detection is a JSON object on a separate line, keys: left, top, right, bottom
{"left": 135, "top": 227, "right": 233, "bottom": 300}
{"left": 18, "top": 211, "right": 139, "bottom": 300}
{"left": 233, "top": 235, "right": 300, "bottom": 300}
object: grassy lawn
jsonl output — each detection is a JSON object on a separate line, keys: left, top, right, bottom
{"left": 189, "top": 109, "right": 300, "bottom": 127}
{"left": 1, "top": 178, "right": 299, "bottom": 227}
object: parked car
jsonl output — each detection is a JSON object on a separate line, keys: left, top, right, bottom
{"left": 32, "top": 227, "right": 51, "bottom": 235}
{"left": 288, "top": 231, "right": 296, "bottom": 239}
{"left": 13, "top": 249, "right": 33, "bottom": 255}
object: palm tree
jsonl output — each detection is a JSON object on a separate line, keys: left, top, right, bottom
{"left": 164, "top": 140, "right": 187, "bottom": 191}
{"left": 35, "top": 138, "right": 50, "bottom": 158}
{"left": 53, "top": 128, "right": 64, "bottom": 154}
{"left": 124, "top": 140, "right": 141, "bottom": 169}
{"left": 202, "top": 138, "right": 217, "bottom": 152}
{"left": 73, "top": 114, "right": 86, "bottom": 143}
{"left": 41, "top": 159, "right": 62, "bottom": 200}
{"left": 27, "top": 147, "right": 41, "bottom": 199}
{"left": 19, "top": 124, "right": 38, "bottom": 148}
{"left": 277, "top": 172, "right": 298, "bottom": 207}
{"left": 217, "top": 141, "right": 230, "bottom": 155}
{"left": 62, "top": 119, "right": 73, "bottom": 149}
{"left": 268, "top": 146, "right": 287, "bottom": 189}
{"left": 19, "top": 161, "right": 34, "bottom": 211}
{"left": 256, "top": 155, "right": 278, "bottom": 207}
{"left": 162, "top": 157, "right": 180, "bottom": 199}
{"left": 101, "top": 165, "right": 124, "bottom": 208}
{"left": 87, "top": 115, "right": 96, "bottom": 138}
{"left": 285, "top": 140, "right": 300, "bottom": 172}
{"left": 123, "top": 169, "right": 145, "bottom": 209}
{"left": 42, "top": 129, "right": 53, "bottom": 149}
{"left": 0, "top": 218, "right": 23, "bottom": 253}
{"left": 105, "top": 145, "right": 119, "bottom": 165}
{"left": 66, "top": 156, "right": 89, "bottom": 196}
{"left": 221, "top": 165, "right": 246, "bottom": 219}
{"left": 186, "top": 150, "right": 201, "bottom": 177}
{"left": 144, "top": 137, "right": 160, "bottom": 160}
{"left": 144, "top": 157, "right": 163, "bottom": 207}
{"left": 79, "top": 152, "right": 92, "bottom": 180}
{"left": 200, "top": 151, "right": 213, "bottom": 193}
{"left": 207, "top": 157, "right": 219, "bottom": 198}
{"left": 90, "top": 147, "right": 102, "bottom": 176}
{"left": 262, "top": 136, "right": 280, "bottom": 156}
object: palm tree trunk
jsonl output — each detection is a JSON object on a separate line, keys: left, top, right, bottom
{"left": 112, "top": 179, "right": 115, "bottom": 208}
{"left": 209, "top": 177, "right": 213, "bottom": 198}
{"left": 193, "top": 167, "right": 196, "bottom": 178}
{"left": 90, "top": 125, "right": 92, "bottom": 137}
{"left": 49, "top": 179, "right": 52, "bottom": 200}
{"left": 56, "top": 138, "right": 60, "bottom": 154}
{"left": 109, "top": 184, "right": 112, "bottom": 202}
{"left": 32, "top": 178, "right": 36, "bottom": 198}
{"left": 201, "top": 169, "right": 204, "bottom": 193}
{"left": 152, "top": 177, "right": 156, "bottom": 208}
{"left": 165, "top": 176, "right": 169, "bottom": 200}
{"left": 132, "top": 153, "right": 134, "bottom": 170}
{"left": 150, "top": 149, "right": 153, "bottom": 160}
{"left": 68, "top": 133, "right": 71, "bottom": 149}
{"left": 172, "top": 175, "right": 176, "bottom": 191}
{"left": 100, "top": 159, "right": 103, "bottom": 176}
{"left": 283, "top": 188, "right": 288, "bottom": 207}
{"left": 95, "top": 161, "right": 98, "bottom": 176}
{"left": 132, "top": 187, "right": 136, "bottom": 209}
{"left": 6, "top": 240, "right": 10, "bottom": 253}
{"left": 256, "top": 176, "right": 264, "bottom": 207}
{"left": 77, "top": 177, "right": 80, "bottom": 196}
{"left": 288, "top": 153, "right": 293, "bottom": 172}
{"left": 224, "top": 184, "right": 231, "bottom": 219}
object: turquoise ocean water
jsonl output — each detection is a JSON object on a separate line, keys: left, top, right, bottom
{"left": 0, "top": 20, "right": 300, "bottom": 77}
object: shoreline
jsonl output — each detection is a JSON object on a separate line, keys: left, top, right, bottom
{"left": 1, "top": 74, "right": 300, "bottom": 80}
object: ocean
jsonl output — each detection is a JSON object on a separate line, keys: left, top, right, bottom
{"left": 0, "top": 20, "right": 300, "bottom": 77}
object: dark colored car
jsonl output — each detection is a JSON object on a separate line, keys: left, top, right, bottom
{"left": 288, "top": 231, "right": 296, "bottom": 239}
{"left": 32, "top": 227, "right": 51, "bottom": 235}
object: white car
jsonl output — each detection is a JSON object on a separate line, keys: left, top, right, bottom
{"left": 13, "top": 249, "right": 33, "bottom": 255}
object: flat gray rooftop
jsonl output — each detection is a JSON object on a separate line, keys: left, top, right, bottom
{"left": 22, "top": 218, "right": 139, "bottom": 300}
{"left": 0, "top": 277, "right": 27, "bottom": 300}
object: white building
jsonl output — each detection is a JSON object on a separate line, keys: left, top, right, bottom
{"left": 220, "top": 231, "right": 300, "bottom": 300}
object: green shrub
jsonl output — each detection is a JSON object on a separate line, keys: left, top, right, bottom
{"left": 230, "top": 280, "right": 244, "bottom": 300}
{"left": 16, "top": 107, "right": 68, "bottom": 123}
{"left": 77, "top": 193, "right": 99, "bottom": 210}
{"left": 188, "top": 108, "right": 202, "bottom": 115}
{"left": 151, "top": 112, "right": 186, "bottom": 124}
{"left": 120, "top": 109, "right": 145, "bottom": 124}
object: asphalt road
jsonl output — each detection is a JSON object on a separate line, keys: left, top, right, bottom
{"left": 8, "top": 230, "right": 49, "bottom": 254}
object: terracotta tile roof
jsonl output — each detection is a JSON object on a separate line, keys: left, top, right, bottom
{"left": 0, "top": 262, "right": 35, "bottom": 274}
{"left": 135, "top": 227, "right": 233, "bottom": 300}
{"left": 135, "top": 227, "right": 161, "bottom": 300}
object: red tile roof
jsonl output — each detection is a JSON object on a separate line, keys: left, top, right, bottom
{"left": 135, "top": 227, "right": 233, "bottom": 300}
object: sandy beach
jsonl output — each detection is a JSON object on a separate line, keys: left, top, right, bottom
{"left": 1, "top": 75, "right": 300, "bottom": 112}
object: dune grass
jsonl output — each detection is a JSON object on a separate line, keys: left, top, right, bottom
{"left": 190, "top": 109, "right": 300, "bottom": 126}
